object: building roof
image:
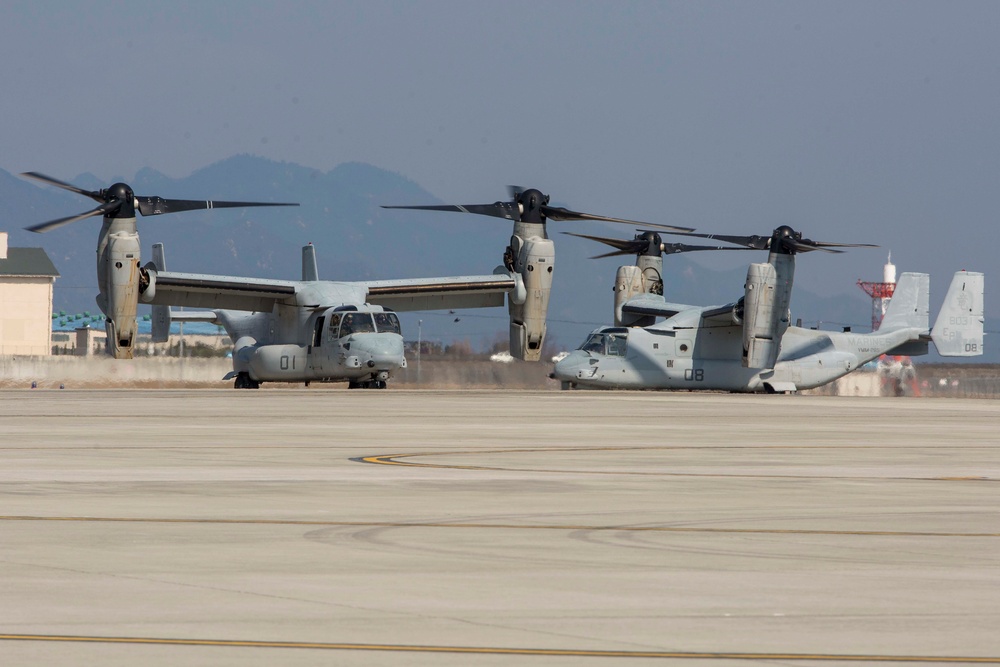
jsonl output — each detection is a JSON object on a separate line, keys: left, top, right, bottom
{"left": 0, "top": 247, "right": 60, "bottom": 278}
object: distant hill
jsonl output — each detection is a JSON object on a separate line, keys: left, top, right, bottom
{"left": 3, "top": 156, "right": 989, "bottom": 362}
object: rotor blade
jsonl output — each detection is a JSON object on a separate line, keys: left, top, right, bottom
{"left": 137, "top": 197, "right": 299, "bottom": 216}
{"left": 25, "top": 201, "right": 120, "bottom": 233}
{"left": 806, "top": 240, "right": 880, "bottom": 249}
{"left": 21, "top": 171, "right": 103, "bottom": 203}
{"left": 591, "top": 248, "right": 641, "bottom": 259}
{"left": 565, "top": 231, "right": 645, "bottom": 259}
{"left": 665, "top": 231, "right": 771, "bottom": 249}
{"left": 591, "top": 243, "right": 756, "bottom": 259}
{"left": 790, "top": 240, "right": 844, "bottom": 254}
{"left": 381, "top": 202, "right": 520, "bottom": 221}
{"left": 565, "top": 232, "right": 757, "bottom": 258}
{"left": 662, "top": 243, "right": 757, "bottom": 255}
{"left": 506, "top": 185, "right": 525, "bottom": 200}
{"left": 541, "top": 205, "right": 695, "bottom": 232}
{"left": 563, "top": 231, "right": 643, "bottom": 252}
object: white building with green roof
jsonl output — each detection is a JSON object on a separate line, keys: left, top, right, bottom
{"left": 0, "top": 232, "right": 60, "bottom": 355}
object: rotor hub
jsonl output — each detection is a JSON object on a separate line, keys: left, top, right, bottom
{"left": 771, "top": 225, "right": 801, "bottom": 254}
{"left": 104, "top": 182, "right": 136, "bottom": 218}
{"left": 516, "top": 188, "right": 549, "bottom": 223}
{"left": 637, "top": 231, "right": 662, "bottom": 256}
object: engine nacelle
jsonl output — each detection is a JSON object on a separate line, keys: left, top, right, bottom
{"left": 614, "top": 265, "right": 652, "bottom": 327}
{"left": 103, "top": 232, "right": 142, "bottom": 359}
{"left": 742, "top": 262, "right": 781, "bottom": 369}
{"left": 508, "top": 235, "right": 553, "bottom": 361}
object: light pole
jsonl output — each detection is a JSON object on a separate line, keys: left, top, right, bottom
{"left": 417, "top": 319, "right": 422, "bottom": 384}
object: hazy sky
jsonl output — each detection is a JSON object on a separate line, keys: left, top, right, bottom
{"left": 3, "top": 0, "right": 998, "bottom": 313}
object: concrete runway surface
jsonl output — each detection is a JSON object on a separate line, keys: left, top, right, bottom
{"left": 1, "top": 389, "right": 999, "bottom": 666}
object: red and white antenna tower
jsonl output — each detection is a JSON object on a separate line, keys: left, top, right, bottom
{"left": 857, "top": 253, "right": 896, "bottom": 331}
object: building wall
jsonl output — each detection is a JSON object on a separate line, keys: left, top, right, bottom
{"left": 0, "top": 277, "right": 54, "bottom": 355}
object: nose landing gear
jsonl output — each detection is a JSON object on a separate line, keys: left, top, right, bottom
{"left": 349, "top": 371, "right": 389, "bottom": 389}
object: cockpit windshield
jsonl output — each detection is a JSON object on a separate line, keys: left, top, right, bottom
{"left": 374, "top": 312, "right": 401, "bottom": 335}
{"left": 579, "top": 329, "right": 628, "bottom": 356}
{"left": 339, "top": 312, "right": 376, "bottom": 336}
{"left": 332, "top": 311, "right": 401, "bottom": 337}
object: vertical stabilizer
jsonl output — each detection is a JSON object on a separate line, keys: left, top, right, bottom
{"left": 931, "top": 271, "right": 984, "bottom": 356}
{"left": 302, "top": 243, "right": 319, "bottom": 281}
{"left": 879, "top": 272, "right": 929, "bottom": 332}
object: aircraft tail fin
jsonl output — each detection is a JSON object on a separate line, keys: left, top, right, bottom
{"left": 150, "top": 243, "right": 171, "bottom": 343}
{"left": 302, "top": 243, "right": 319, "bottom": 281}
{"left": 879, "top": 272, "right": 929, "bottom": 332}
{"left": 930, "top": 271, "right": 984, "bottom": 356}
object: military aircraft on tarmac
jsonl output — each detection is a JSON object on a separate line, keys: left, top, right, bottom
{"left": 382, "top": 186, "right": 694, "bottom": 362}
{"left": 21, "top": 171, "right": 299, "bottom": 360}
{"left": 552, "top": 225, "right": 984, "bottom": 392}
{"left": 141, "top": 241, "right": 524, "bottom": 388}
{"left": 24, "top": 175, "right": 689, "bottom": 388}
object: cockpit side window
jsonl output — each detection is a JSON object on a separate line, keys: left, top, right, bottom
{"left": 340, "top": 312, "right": 375, "bottom": 336}
{"left": 374, "top": 312, "right": 401, "bottom": 335}
{"left": 581, "top": 333, "right": 606, "bottom": 354}
{"left": 579, "top": 331, "right": 628, "bottom": 356}
{"left": 328, "top": 313, "right": 342, "bottom": 338}
{"left": 607, "top": 333, "right": 627, "bottom": 357}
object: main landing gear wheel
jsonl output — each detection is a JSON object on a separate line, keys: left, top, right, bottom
{"left": 349, "top": 379, "right": 388, "bottom": 389}
{"left": 234, "top": 372, "right": 260, "bottom": 389}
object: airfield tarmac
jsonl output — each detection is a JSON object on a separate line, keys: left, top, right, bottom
{"left": 1, "top": 390, "right": 999, "bottom": 666}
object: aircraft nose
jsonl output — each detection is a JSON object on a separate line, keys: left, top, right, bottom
{"left": 552, "top": 350, "right": 592, "bottom": 381}
{"left": 353, "top": 333, "right": 405, "bottom": 369}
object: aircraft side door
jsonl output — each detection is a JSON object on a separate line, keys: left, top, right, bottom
{"left": 309, "top": 312, "right": 342, "bottom": 375}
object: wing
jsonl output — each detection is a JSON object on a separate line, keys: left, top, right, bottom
{"left": 699, "top": 302, "right": 741, "bottom": 326}
{"left": 168, "top": 310, "right": 221, "bottom": 323}
{"left": 620, "top": 295, "right": 700, "bottom": 320}
{"left": 363, "top": 273, "right": 516, "bottom": 312}
{"left": 622, "top": 295, "right": 740, "bottom": 327}
{"left": 147, "top": 270, "right": 299, "bottom": 312}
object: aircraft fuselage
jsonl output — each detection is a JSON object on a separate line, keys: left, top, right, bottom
{"left": 220, "top": 303, "right": 406, "bottom": 388}
{"left": 553, "top": 321, "right": 919, "bottom": 393}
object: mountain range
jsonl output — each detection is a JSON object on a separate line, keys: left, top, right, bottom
{"left": 3, "top": 156, "right": 989, "bottom": 361}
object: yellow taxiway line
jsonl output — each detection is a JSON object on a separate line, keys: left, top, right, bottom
{"left": 2, "top": 633, "right": 1000, "bottom": 662}
{"left": 1, "top": 515, "right": 998, "bottom": 538}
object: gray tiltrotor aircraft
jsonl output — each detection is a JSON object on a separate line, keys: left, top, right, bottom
{"left": 383, "top": 186, "right": 693, "bottom": 362}
{"left": 21, "top": 171, "right": 299, "bottom": 360}
{"left": 25, "top": 175, "right": 686, "bottom": 388}
{"left": 552, "top": 225, "right": 984, "bottom": 392}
